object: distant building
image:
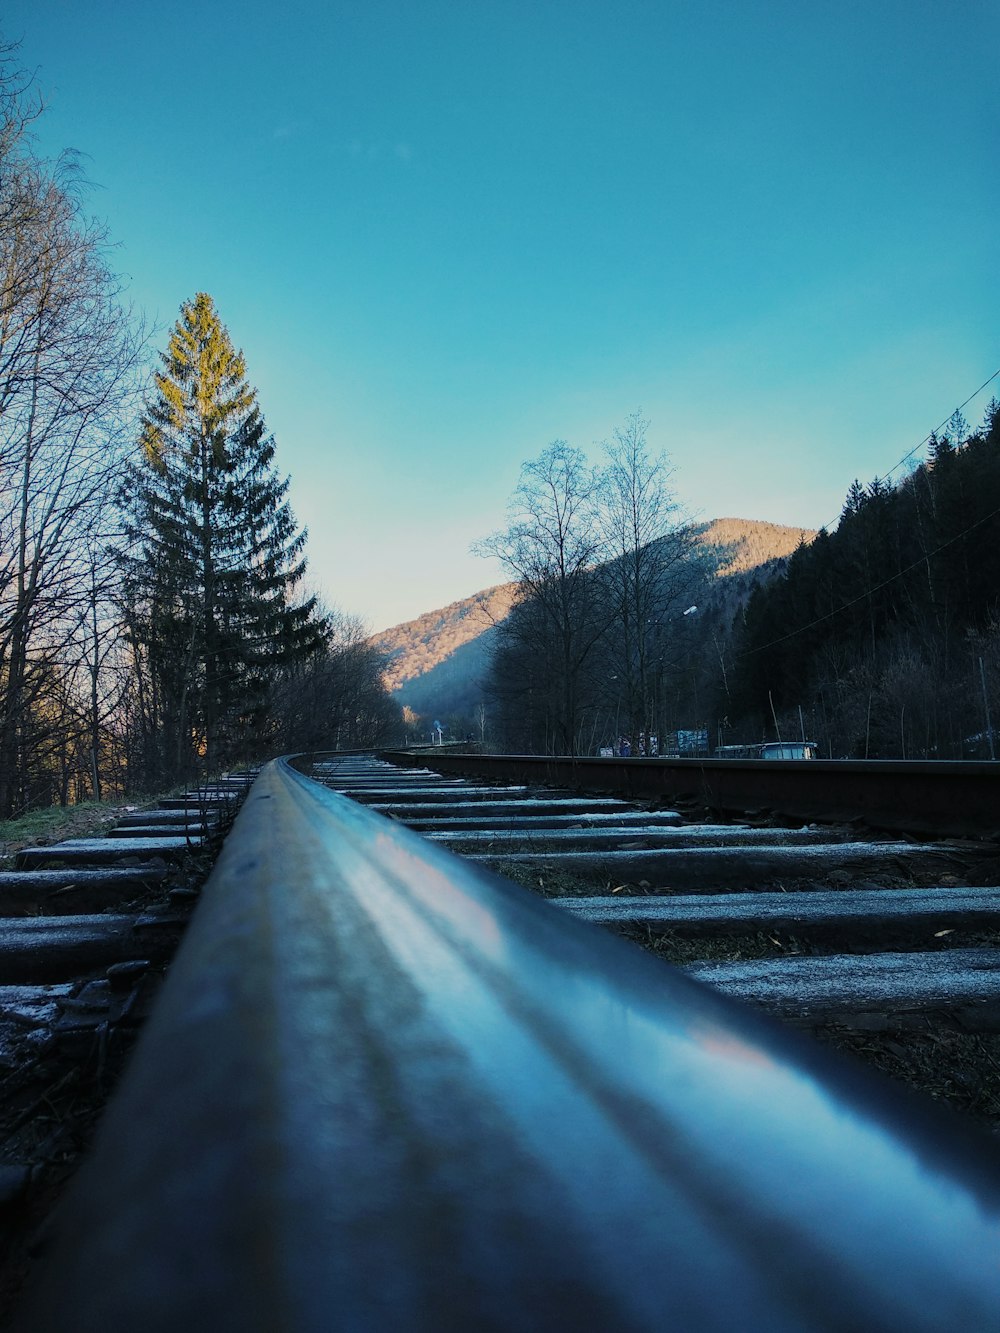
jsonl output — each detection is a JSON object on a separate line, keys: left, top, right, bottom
{"left": 714, "top": 741, "right": 819, "bottom": 760}
{"left": 761, "top": 740, "right": 818, "bottom": 760}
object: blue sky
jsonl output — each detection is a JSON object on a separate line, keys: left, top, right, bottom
{"left": 7, "top": 1, "right": 997, "bottom": 629}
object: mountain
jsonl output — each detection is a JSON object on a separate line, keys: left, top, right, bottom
{"left": 373, "top": 583, "right": 518, "bottom": 719}
{"left": 372, "top": 517, "right": 814, "bottom": 721}
{"left": 693, "top": 516, "right": 814, "bottom": 576}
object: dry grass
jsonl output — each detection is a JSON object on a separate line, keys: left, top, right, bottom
{"left": 0, "top": 801, "right": 141, "bottom": 861}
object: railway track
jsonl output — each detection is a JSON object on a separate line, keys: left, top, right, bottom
{"left": 0, "top": 774, "right": 253, "bottom": 1320}
{"left": 4, "top": 752, "right": 1000, "bottom": 1329}
{"left": 316, "top": 755, "right": 1000, "bottom": 1087}
{"left": 320, "top": 753, "right": 1000, "bottom": 1034}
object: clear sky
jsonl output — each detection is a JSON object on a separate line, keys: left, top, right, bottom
{"left": 6, "top": 1, "right": 997, "bottom": 630}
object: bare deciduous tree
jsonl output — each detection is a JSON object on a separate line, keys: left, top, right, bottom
{"left": 477, "top": 420, "right": 705, "bottom": 756}
{"left": 476, "top": 441, "right": 606, "bottom": 754}
{"left": 268, "top": 608, "right": 400, "bottom": 752}
{"left": 597, "top": 410, "right": 696, "bottom": 750}
{"left": 0, "top": 59, "right": 142, "bottom": 815}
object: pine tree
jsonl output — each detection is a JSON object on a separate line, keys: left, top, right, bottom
{"left": 120, "top": 293, "right": 325, "bottom": 780}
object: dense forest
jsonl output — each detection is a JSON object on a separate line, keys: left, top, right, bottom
{"left": 471, "top": 406, "right": 999, "bottom": 760}
{"left": 725, "top": 404, "right": 1000, "bottom": 758}
{"left": 0, "top": 56, "right": 398, "bottom": 816}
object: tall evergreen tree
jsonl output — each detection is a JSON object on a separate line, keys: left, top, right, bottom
{"left": 120, "top": 293, "right": 325, "bottom": 780}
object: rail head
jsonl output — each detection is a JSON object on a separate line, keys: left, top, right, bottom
{"left": 18, "top": 755, "right": 1000, "bottom": 1330}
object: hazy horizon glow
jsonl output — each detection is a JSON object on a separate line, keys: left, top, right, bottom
{"left": 7, "top": 1, "right": 996, "bottom": 631}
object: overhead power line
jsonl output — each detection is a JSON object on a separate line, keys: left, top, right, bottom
{"left": 879, "top": 365, "right": 1000, "bottom": 479}
{"left": 738, "top": 498, "right": 1000, "bottom": 661}
{"left": 820, "top": 366, "right": 1000, "bottom": 534}
{"left": 737, "top": 368, "right": 1000, "bottom": 661}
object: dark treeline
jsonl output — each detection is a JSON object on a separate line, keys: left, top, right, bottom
{"left": 725, "top": 403, "right": 1000, "bottom": 758}
{"left": 479, "top": 401, "right": 1000, "bottom": 761}
{"left": 0, "top": 52, "right": 398, "bottom": 817}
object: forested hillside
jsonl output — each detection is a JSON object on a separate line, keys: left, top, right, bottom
{"left": 375, "top": 584, "right": 518, "bottom": 693}
{"left": 724, "top": 404, "right": 1000, "bottom": 758}
{"left": 376, "top": 516, "right": 813, "bottom": 741}
{"left": 695, "top": 517, "right": 815, "bottom": 576}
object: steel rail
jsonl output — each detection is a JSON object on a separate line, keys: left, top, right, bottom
{"left": 18, "top": 755, "right": 1000, "bottom": 1330}
{"left": 379, "top": 750, "right": 1000, "bottom": 837}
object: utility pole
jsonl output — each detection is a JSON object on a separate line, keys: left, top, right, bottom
{"left": 979, "top": 657, "right": 995, "bottom": 760}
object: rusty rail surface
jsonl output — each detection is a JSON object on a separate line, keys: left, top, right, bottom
{"left": 17, "top": 754, "right": 1000, "bottom": 1330}
{"left": 381, "top": 750, "right": 1000, "bottom": 838}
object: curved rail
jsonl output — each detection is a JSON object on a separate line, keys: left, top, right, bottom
{"left": 19, "top": 755, "right": 1000, "bottom": 1330}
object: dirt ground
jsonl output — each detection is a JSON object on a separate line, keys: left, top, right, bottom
{"left": 0, "top": 831, "right": 226, "bottom": 1325}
